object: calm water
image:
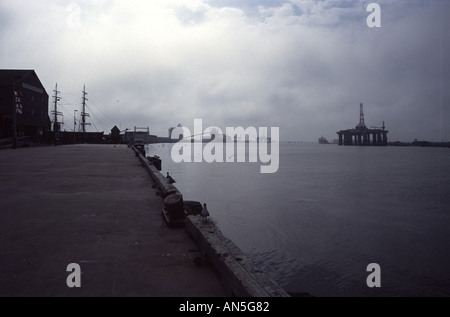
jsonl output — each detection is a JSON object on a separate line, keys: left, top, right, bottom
{"left": 147, "top": 143, "right": 450, "bottom": 296}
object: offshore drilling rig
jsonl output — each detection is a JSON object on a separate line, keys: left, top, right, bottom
{"left": 336, "top": 103, "right": 388, "bottom": 146}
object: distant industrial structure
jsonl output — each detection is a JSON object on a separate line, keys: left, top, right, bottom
{"left": 122, "top": 126, "right": 158, "bottom": 144}
{"left": 318, "top": 136, "right": 329, "bottom": 144}
{"left": 337, "top": 103, "right": 388, "bottom": 146}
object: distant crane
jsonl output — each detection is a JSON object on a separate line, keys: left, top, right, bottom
{"left": 370, "top": 121, "right": 386, "bottom": 131}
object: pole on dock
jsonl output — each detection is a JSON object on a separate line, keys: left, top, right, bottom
{"left": 73, "top": 110, "right": 78, "bottom": 143}
{"left": 11, "top": 83, "right": 17, "bottom": 149}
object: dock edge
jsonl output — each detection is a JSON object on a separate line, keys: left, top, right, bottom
{"left": 132, "top": 145, "right": 290, "bottom": 297}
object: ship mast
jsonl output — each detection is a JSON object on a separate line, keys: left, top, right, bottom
{"left": 81, "top": 84, "right": 90, "bottom": 134}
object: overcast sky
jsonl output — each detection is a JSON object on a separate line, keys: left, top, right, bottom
{"left": 1, "top": 0, "right": 449, "bottom": 142}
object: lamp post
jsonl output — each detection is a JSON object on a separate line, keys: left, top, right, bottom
{"left": 73, "top": 110, "right": 78, "bottom": 144}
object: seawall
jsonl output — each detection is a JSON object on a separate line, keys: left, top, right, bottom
{"left": 133, "top": 145, "right": 290, "bottom": 297}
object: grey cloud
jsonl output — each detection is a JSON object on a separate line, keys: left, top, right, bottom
{"left": 0, "top": 0, "right": 448, "bottom": 141}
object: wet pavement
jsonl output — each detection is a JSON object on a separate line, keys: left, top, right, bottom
{"left": 0, "top": 144, "right": 226, "bottom": 297}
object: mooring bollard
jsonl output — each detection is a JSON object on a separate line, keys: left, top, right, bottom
{"left": 147, "top": 156, "right": 162, "bottom": 171}
{"left": 132, "top": 144, "right": 186, "bottom": 227}
{"left": 162, "top": 191, "right": 186, "bottom": 227}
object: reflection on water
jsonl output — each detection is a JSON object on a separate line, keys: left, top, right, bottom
{"left": 147, "top": 143, "right": 450, "bottom": 296}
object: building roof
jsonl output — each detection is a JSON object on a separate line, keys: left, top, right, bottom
{"left": 0, "top": 69, "right": 36, "bottom": 85}
{"left": 0, "top": 70, "right": 48, "bottom": 96}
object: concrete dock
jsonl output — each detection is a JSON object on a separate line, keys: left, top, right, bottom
{"left": 0, "top": 144, "right": 227, "bottom": 296}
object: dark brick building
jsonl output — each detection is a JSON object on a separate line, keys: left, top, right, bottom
{"left": 0, "top": 69, "right": 51, "bottom": 140}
